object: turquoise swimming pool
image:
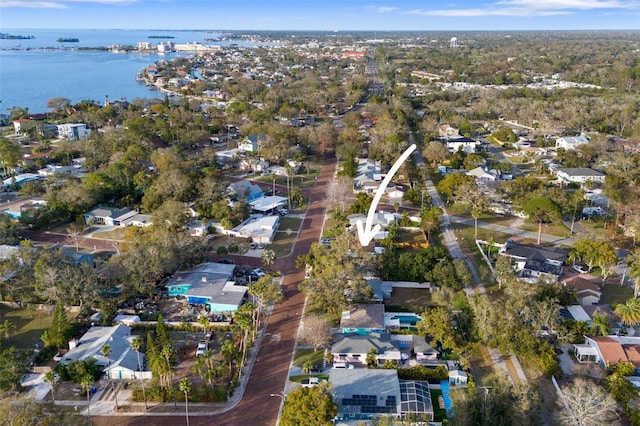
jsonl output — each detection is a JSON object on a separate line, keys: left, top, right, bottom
{"left": 440, "top": 380, "right": 453, "bottom": 411}
{"left": 389, "top": 313, "right": 422, "bottom": 325}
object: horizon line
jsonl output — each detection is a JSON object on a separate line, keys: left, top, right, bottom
{"left": 2, "top": 28, "right": 639, "bottom": 33}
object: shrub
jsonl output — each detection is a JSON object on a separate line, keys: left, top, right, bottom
{"left": 397, "top": 365, "right": 449, "bottom": 381}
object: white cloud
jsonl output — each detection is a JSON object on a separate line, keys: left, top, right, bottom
{"left": 1, "top": 0, "right": 137, "bottom": 7}
{"left": 408, "top": 0, "right": 637, "bottom": 17}
{"left": 496, "top": 0, "right": 637, "bottom": 10}
{"left": 363, "top": 5, "right": 398, "bottom": 13}
{"left": 376, "top": 6, "right": 398, "bottom": 13}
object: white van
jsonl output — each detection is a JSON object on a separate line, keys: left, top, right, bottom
{"left": 332, "top": 362, "right": 354, "bottom": 369}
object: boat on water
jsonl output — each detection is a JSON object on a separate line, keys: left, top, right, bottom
{"left": 57, "top": 37, "right": 79, "bottom": 43}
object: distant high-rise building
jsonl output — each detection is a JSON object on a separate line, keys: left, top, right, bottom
{"left": 450, "top": 37, "right": 458, "bottom": 48}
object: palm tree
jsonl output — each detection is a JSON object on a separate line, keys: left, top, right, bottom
{"left": 130, "top": 337, "right": 147, "bottom": 410}
{"left": 590, "top": 313, "right": 610, "bottom": 336}
{"left": 101, "top": 344, "right": 119, "bottom": 410}
{"left": 179, "top": 377, "right": 191, "bottom": 426}
{"left": 366, "top": 348, "right": 379, "bottom": 368}
{"left": 261, "top": 249, "right": 276, "bottom": 271}
{"left": 44, "top": 371, "right": 59, "bottom": 403}
{"left": 614, "top": 298, "right": 640, "bottom": 327}
{"left": 80, "top": 375, "right": 93, "bottom": 417}
{"left": 160, "top": 344, "right": 176, "bottom": 407}
{"left": 626, "top": 248, "right": 640, "bottom": 296}
{"left": 198, "top": 316, "right": 211, "bottom": 337}
{"left": 0, "top": 319, "right": 16, "bottom": 344}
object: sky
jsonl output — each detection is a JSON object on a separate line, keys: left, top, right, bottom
{"left": 1, "top": 0, "right": 639, "bottom": 31}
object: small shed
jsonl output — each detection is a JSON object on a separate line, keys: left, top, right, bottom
{"left": 448, "top": 369, "right": 468, "bottom": 386}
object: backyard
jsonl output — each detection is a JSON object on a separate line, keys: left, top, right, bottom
{"left": 0, "top": 305, "right": 56, "bottom": 351}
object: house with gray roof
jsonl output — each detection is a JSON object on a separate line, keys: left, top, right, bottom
{"left": 330, "top": 369, "right": 434, "bottom": 422}
{"left": 227, "top": 180, "right": 263, "bottom": 201}
{"left": 499, "top": 241, "right": 568, "bottom": 282}
{"left": 238, "top": 133, "right": 267, "bottom": 152}
{"left": 557, "top": 168, "right": 605, "bottom": 186}
{"left": 83, "top": 206, "right": 137, "bottom": 227}
{"left": 59, "top": 324, "right": 149, "bottom": 380}
{"left": 165, "top": 262, "right": 246, "bottom": 313}
{"left": 340, "top": 304, "right": 385, "bottom": 334}
{"left": 332, "top": 332, "right": 402, "bottom": 366}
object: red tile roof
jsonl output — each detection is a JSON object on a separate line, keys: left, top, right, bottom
{"left": 591, "top": 336, "right": 628, "bottom": 365}
{"left": 624, "top": 345, "right": 640, "bottom": 369}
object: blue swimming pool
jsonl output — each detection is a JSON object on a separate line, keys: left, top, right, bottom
{"left": 440, "top": 381, "right": 453, "bottom": 411}
{"left": 389, "top": 314, "right": 422, "bottom": 325}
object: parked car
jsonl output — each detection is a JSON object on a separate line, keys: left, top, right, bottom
{"left": 252, "top": 268, "right": 266, "bottom": 277}
{"left": 332, "top": 362, "right": 354, "bottom": 369}
{"left": 219, "top": 258, "right": 234, "bottom": 264}
{"left": 573, "top": 264, "right": 589, "bottom": 274}
{"left": 278, "top": 208, "right": 289, "bottom": 216}
{"left": 320, "top": 238, "right": 331, "bottom": 246}
{"left": 249, "top": 242, "right": 257, "bottom": 250}
{"left": 301, "top": 377, "right": 327, "bottom": 388}
{"left": 196, "top": 341, "right": 208, "bottom": 357}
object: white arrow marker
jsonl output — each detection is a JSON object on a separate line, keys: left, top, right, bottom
{"left": 356, "top": 144, "right": 417, "bottom": 246}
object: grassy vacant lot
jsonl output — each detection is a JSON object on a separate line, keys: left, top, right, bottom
{"left": 269, "top": 231, "right": 298, "bottom": 257}
{"left": 254, "top": 167, "right": 320, "bottom": 191}
{"left": 519, "top": 221, "right": 570, "bottom": 238}
{"left": 278, "top": 217, "right": 302, "bottom": 232}
{"left": 386, "top": 288, "right": 432, "bottom": 312}
{"left": 0, "top": 305, "right": 54, "bottom": 351}
{"left": 90, "top": 227, "right": 127, "bottom": 240}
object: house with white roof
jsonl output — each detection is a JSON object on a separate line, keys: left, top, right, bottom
{"left": 37, "top": 164, "right": 84, "bottom": 177}
{"left": 59, "top": 324, "right": 150, "bottom": 380}
{"left": 555, "top": 135, "right": 589, "bottom": 150}
{"left": 249, "top": 196, "right": 287, "bottom": 214}
{"left": 445, "top": 137, "right": 480, "bottom": 154}
{"left": 229, "top": 214, "right": 279, "bottom": 244}
{"left": 466, "top": 166, "right": 499, "bottom": 183}
{"left": 57, "top": 123, "right": 91, "bottom": 141}
{"left": 557, "top": 168, "right": 605, "bottom": 186}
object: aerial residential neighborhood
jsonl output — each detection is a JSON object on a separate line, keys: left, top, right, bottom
{"left": 1, "top": 26, "right": 640, "bottom": 426}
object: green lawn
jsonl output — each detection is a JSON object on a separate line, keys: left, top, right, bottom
{"left": 397, "top": 229, "right": 426, "bottom": 245}
{"left": 0, "top": 306, "right": 55, "bottom": 351}
{"left": 269, "top": 232, "right": 298, "bottom": 257}
{"left": 600, "top": 283, "right": 634, "bottom": 306}
{"left": 278, "top": 217, "right": 302, "bottom": 232}
{"left": 293, "top": 348, "right": 326, "bottom": 369}
{"left": 430, "top": 389, "right": 449, "bottom": 422}
{"left": 90, "top": 227, "right": 127, "bottom": 240}
{"left": 518, "top": 221, "right": 570, "bottom": 238}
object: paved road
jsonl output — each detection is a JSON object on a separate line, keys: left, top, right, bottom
{"left": 91, "top": 156, "right": 337, "bottom": 426}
